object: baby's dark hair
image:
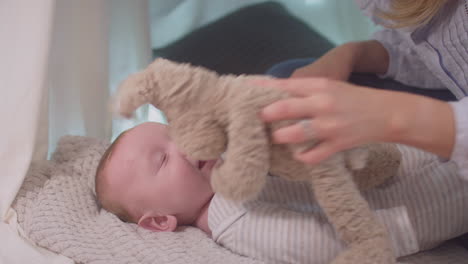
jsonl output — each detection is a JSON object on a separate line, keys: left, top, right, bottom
{"left": 95, "top": 130, "right": 135, "bottom": 223}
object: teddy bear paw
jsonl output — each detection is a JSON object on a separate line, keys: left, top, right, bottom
{"left": 331, "top": 238, "right": 395, "bottom": 264}
{"left": 211, "top": 160, "right": 266, "bottom": 202}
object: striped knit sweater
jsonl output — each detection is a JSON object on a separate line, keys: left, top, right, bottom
{"left": 355, "top": 0, "right": 468, "bottom": 179}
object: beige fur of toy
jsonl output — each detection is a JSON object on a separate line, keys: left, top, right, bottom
{"left": 113, "top": 58, "right": 400, "bottom": 264}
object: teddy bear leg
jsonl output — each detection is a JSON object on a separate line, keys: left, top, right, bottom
{"left": 350, "top": 143, "right": 401, "bottom": 191}
{"left": 308, "top": 162, "right": 395, "bottom": 264}
{"left": 331, "top": 238, "right": 395, "bottom": 264}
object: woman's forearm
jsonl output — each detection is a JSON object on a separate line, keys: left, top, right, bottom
{"left": 346, "top": 40, "right": 390, "bottom": 75}
{"left": 290, "top": 40, "right": 390, "bottom": 80}
{"left": 345, "top": 41, "right": 455, "bottom": 157}
{"left": 347, "top": 41, "right": 456, "bottom": 157}
{"left": 383, "top": 91, "right": 456, "bottom": 158}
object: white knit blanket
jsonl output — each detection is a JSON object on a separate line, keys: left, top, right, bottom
{"left": 12, "top": 135, "right": 261, "bottom": 264}
{"left": 11, "top": 135, "right": 468, "bottom": 264}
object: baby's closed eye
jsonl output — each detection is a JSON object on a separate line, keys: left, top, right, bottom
{"left": 153, "top": 152, "right": 167, "bottom": 175}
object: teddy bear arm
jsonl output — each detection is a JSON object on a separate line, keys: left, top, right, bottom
{"left": 168, "top": 112, "right": 227, "bottom": 161}
{"left": 210, "top": 112, "right": 270, "bottom": 202}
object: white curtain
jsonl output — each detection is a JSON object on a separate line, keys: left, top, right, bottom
{"left": 0, "top": 1, "right": 374, "bottom": 262}
{"left": 0, "top": 0, "right": 153, "bottom": 263}
{"left": 0, "top": 1, "right": 69, "bottom": 263}
{"left": 48, "top": 0, "right": 158, "bottom": 149}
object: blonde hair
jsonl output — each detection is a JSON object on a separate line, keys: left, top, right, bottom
{"left": 95, "top": 130, "right": 135, "bottom": 223}
{"left": 377, "top": 0, "right": 449, "bottom": 28}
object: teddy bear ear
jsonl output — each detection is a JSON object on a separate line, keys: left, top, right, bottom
{"left": 108, "top": 95, "right": 135, "bottom": 120}
{"left": 111, "top": 70, "right": 153, "bottom": 119}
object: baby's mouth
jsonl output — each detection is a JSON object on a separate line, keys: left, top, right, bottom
{"left": 198, "top": 160, "right": 207, "bottom": 170}
{"left": 197, "top": 160, "right": 218, "bottom": 174}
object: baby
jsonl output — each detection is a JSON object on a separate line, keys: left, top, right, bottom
{"left": 95, "top": 121, "right": 216, "bottom": 235}
{"left": 96, "top": 122, "right": 468, "bottom": 264}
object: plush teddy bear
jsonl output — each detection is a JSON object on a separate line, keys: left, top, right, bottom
{"left": 113, "top": 58, "right": 401, "bottom": 264}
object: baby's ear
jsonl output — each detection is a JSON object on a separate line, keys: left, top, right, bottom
{"left": 138, "top": 214, "right": 177, "bottom": 232}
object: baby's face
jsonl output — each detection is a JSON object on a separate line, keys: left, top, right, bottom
{"left": 104, "top": 122, "right": 216, "bottom": 225}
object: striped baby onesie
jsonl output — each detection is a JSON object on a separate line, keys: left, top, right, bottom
{"left": 208, "top": 145, "right": 468, "bottom": 264}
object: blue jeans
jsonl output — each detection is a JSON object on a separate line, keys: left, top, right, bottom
{"left": 265, "top": 58, "right": 456, "bottom": 102}
{"left": 266, "top": 58, "right": 315, "bottom": 78}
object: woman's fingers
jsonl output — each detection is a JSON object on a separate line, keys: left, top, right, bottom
{"left": 272, "top": 118, "right": 343, "bottom": 144}
{"left": 252, "top": 77, "right": 375, "bottom": 165}
{"left": 272, "top": 121, "right": 312, "bottom": 144}
{"left": 251, "top": 78, "right": 332, "bottom": 97}
{"left": 261, "top": 97, "right": 315, "bottom": 122}
{"left": 294, "top": 141, "right": 339, "bottom": 165}
{"left": 262, "top": 93, "right": 336, "bottom": 123}
{"left": 272, "top": 120, "right": 347, "bottom": 165}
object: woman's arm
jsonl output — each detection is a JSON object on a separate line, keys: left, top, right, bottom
{"left": 448, "top": 98, "right": 468, "bottom": 178}
{"left": 290, "top": 40, "right": 390, "bottom": 80}
{"left": 382, "top": 90, "right": 455, "bottom": 158}
{"left": 257, "top": 78, "right": 456, "bottom": 164}
{"left": 347, "top": 40, "right": 390, "bottom": 75}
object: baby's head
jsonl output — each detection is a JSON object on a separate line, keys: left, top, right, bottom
{"left": 95, "top": 122, "right": 216, "bottom": 232}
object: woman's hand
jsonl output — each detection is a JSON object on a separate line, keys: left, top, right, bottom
{"left": 258, "top": 78, "right": 394, "bottom": 164}
{"left": 256, "top": 78, "right": 456, "bottom": 165}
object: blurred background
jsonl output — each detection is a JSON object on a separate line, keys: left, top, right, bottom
{"left": 33, "top": 0, "right": 379, "bottom": 155}
{"left": 113, "top": 0, "right": 377, "bottom": 142}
